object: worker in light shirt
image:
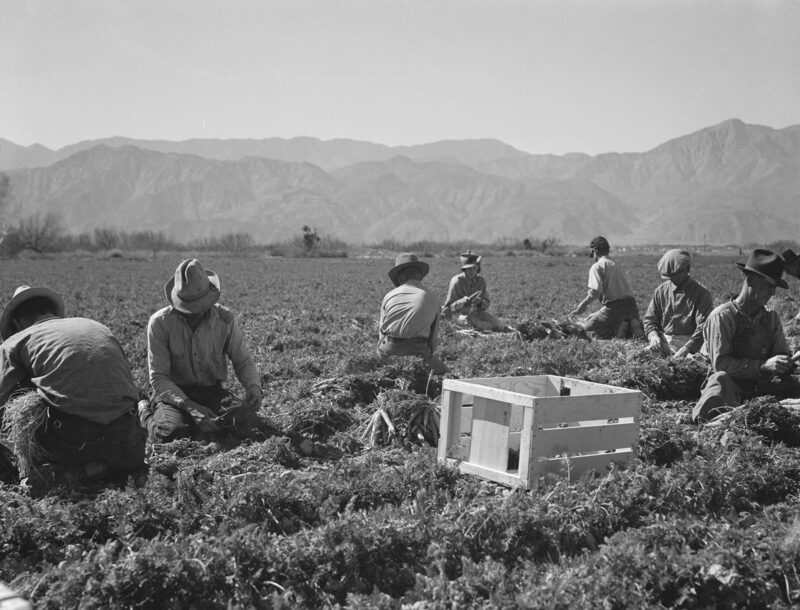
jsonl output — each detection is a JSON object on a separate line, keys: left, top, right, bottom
{"left": 378, "top": 252, "right": 447, "bottom": 375}
{"left": 141, "top": 259, "right": 263, "bottom": 442}
{"left": 442, "top": 251, "right": 512, "bottom": 332}
{"left": 571, "top": 236, "right": 644, "bottom": 339}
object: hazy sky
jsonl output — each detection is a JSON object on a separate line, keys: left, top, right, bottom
{"left": 2, "top": 0, "right": 799, "bottom": 155}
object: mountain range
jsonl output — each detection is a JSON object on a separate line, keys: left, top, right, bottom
{"left": 1, "top": 118, "right": 799, "bottom": 245}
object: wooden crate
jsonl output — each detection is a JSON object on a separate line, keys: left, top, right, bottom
{"left": 437, "top": 375, "right": 641, "bottom": 489}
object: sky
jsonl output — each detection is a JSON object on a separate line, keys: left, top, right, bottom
{"left": 2, "top": 0, "right": 800, "bottom": 156}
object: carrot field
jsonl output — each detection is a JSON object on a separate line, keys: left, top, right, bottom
{"left": 2, "top": 251, "right": 800, "bottom": 609}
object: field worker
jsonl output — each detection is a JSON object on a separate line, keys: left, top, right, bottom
{"left": 140, "top": 259, "right": 263, "bottom": 443}
{"left": 570, "top": 236, "right": 644, "bottom": 339}
{"left": 442, "top": 251, "right": 513, "bottom": 332}
{"left": 378, "top": 252, "right": 447, "bottom": 375}
{"left": 692, "top": 249, "right": 800, "bottom": 423}
{"left": 643, "top": 249, "right": 714, "bottom": 359}
{"left": 0, "top": 285, "right": 145, "bottom": 493}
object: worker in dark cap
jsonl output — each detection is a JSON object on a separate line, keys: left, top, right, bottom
{"left": 570, "top": 236, "right": 643, "bottom": 339}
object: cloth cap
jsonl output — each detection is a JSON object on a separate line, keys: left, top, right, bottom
{"left": 0, "top": 285, "right": 65, "bottom": 340}
{"left": 388, "top": 252, "right": 429, "bottom": 287}
{"left": 735, "top": 248, "right": 788, "bottom": 289}
{"left": 658, "top": 249, "right": 691, "bottom": 279}
{"left": 589, "top": 236, "right": 610, "bottom": 252}
{"left": 165, "top": 259, "right": 221, "bottom": 314}
{"left": 459, "top": 250, "right": 482, "bottom": 270}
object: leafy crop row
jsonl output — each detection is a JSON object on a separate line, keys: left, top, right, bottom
{"left": 1, "top": 253, "right": 799, "bottom": 608}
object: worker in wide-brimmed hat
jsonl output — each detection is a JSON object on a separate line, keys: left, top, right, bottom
{"left": 643, "top": 249, "right": 714, "bottom": 359}
{"left": 0, "top": 285, "right": 145, "bottom": 495}
{"left": 442, "top": 251, "right": 512, "bottom": 332}
{"left": 570, "top": 236, "right": 644, "bottom": 340}
{"left": 140, "top": 259, "right": 263, "bottom": 442}
{"left": 378, "top": 253, "right": 447, "bottom": 375}
{"left": 692, "top": 249, "right": 800, "bottom": 423}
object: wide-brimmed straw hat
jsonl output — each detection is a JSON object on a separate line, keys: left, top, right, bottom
{"left": 0, "top": 285, "right": 65, "bottom": 340}
{"left": 165, "top": 259, "right": 221, "bottom": 314}
{"left": 459, "top": 251, "right": 482, "bottom": 270}
{"left": 388, "top": 253, "right": 429, "bottom": 287}
{"left": 736, "top": 249, "right": 787, "bottom": 289}
{"left": 658, "top": 249, "right": 691, "bottom": 279}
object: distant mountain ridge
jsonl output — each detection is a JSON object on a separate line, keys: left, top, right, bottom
{"left": 2, "top": 119, "right": 799, "bottom": 245}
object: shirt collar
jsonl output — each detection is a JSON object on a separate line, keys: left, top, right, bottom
{"left": 729, "top": 297, "right": 767, "bottom": 322}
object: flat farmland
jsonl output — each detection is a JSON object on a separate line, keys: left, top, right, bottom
{"left": 2, "top": 252, "right": 800, "bottom": 609}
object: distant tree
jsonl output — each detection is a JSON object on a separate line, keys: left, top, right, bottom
{"left": 219, "top": 232, "right": 255, "bottom": 256}
{"left": 522, "top": 238, "right": 533, "bottom": 250}
{"left": 0, "top": 173, "right": 19, "bottom": 248}
{"left": 5, "top": 213, "right": 65, "bottom": 254}
{"left": 131, "top": 230, "right": 171, "bottom": 258}
{"left": 93, "top": 227, "right": 120, "bottom": 250}
{"left": 302, "top": 225, "right": 320, "bottom": 251}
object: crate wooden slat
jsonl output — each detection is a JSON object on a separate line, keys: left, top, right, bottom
{"left": 438, "top": 375, "right": 641, "bottom": 489}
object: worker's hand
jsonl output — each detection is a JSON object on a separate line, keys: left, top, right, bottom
{"left": 761, "top": 355, "right": 794, "bottom": 376}
{"left": 245, "top": 384, "right": 263, "bottom": 409}
{"left": 183, "top": 400, "right": 220, "bottom": 434}
{"left": 570, "top": 304, "right": 586, "bottom": 317}
{"left": 648, "top": 334, "right": 671, "bottom": 358}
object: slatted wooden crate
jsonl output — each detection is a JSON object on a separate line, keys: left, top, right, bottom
{"left": 437, "top": 375, "right": 641, "bottom": 489}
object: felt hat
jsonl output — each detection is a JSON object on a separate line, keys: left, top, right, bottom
{"left": 736, "top": 249, "right": 787, "bottom": 289}
{"left": 0, "top": 285, "right": 65, "bottom": 340}
{"left": 782, "top": 249, "right": 800, "bottom": 279}
{"left": 388, "top": 252, "right": 429, "bottom": 287}
{"left": 589, "top": 236, "right": 610, "bottom": 253}
{"left": 459, "top": 250, "right": 482, "bottom": 270}
{"left": 165, "top": 259, "right": 221, "bottom": 314}
{"left": 658, "top": 249, "right": 691, "bottom": 279}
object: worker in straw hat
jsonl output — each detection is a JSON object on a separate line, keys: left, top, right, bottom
{"left": 378, "top": 252, "right": 447, "bottom": 375}
{"left": 140, "top": 258, "right": 263, "bottom": 442}
{"left": 0, "top": 285, "right": 146, "bottom": 494}
{"left": 570, "top": 236, "right": 644, "bottom": 339}
{"left": 643, "top": 249, "right": 714, "bottom": 359}
{"left": 442, "top": 251, "right": 513, "bottom": 332}
{"left": 692, "top": 249, "right": 800, "bottom": 423}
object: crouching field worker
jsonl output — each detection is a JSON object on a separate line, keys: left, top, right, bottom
{"left": 693, "top": 249, "right": 800, "bottom": 423}
{"left": 643, "top": 249, "right": 714, "bottom": 359}
{"left": 378, "top": 253, "right": 447, "bottom": 375}
{"left": 0, "top": 286, "right": 145, "bottom": 493}
{"left": 141, "top": 259, "right": 263, "bottom": 443}
{"left": 442, "top": 251, "right": 512, "bottom": 332}
{"left": 571, "top": 236, "right": 644, "bottom": 339}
